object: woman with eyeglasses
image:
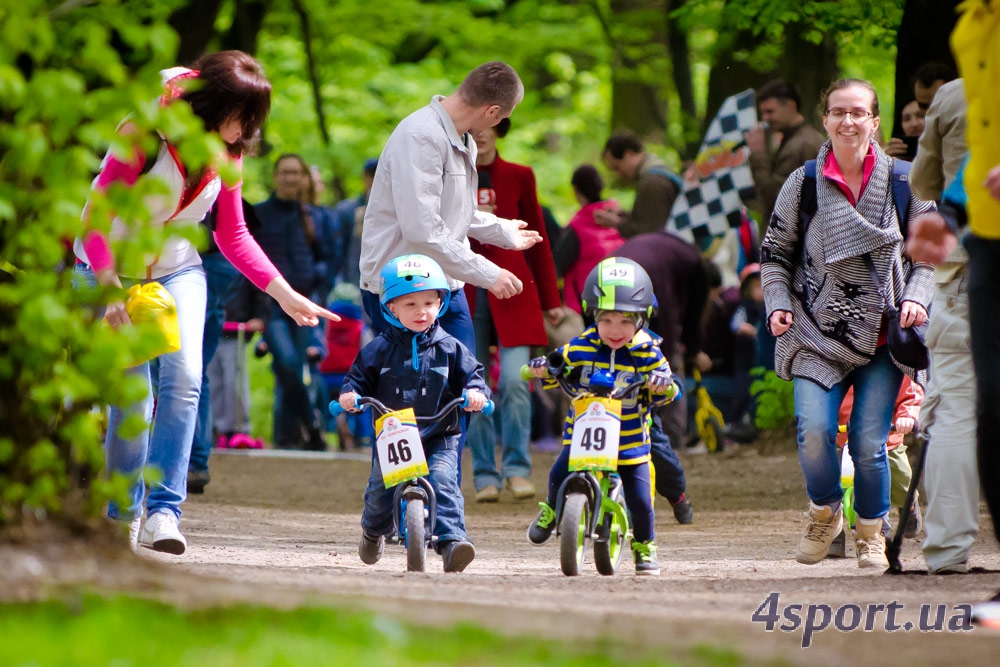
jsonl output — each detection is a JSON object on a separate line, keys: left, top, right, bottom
{"left": 759, "top": 78, "right": 935, "bottom": 571}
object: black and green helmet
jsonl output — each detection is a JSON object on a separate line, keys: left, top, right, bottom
{"left": 580, "top": 257, "right": 655, "bottom": 322}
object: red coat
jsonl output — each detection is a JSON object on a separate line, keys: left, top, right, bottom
{"left": 466, "top": 154, "right": 561, "bottom": 348}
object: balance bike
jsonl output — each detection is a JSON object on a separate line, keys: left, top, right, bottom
{"left": 523, "top": 351, "right": 647, "bottom": 576}
{"left": 330, "top": 393, "right": 493, "bottom": 572}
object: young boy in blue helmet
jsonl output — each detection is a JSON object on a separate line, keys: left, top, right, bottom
{"left": 525, "top": 257, "right": 681, "bottom": 575}
{"left": 340, "top": 254, "right": 489, "bottom": 572}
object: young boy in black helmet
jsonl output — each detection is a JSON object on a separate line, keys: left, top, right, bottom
{"left": 525, "top": 257, "right": 681, "bottom": 575}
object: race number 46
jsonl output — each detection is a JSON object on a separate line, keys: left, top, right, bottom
{"left": 568, "top": 396, "right": 621, "bottom": 472}
{"left": 375, "top": 408, "right": 428, "bottom": 488}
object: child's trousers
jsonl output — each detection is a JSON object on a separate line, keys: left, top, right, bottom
{"left": 545, "top": 446, "right": 655, "bottom": 542}
{"left": 362, "top": 445, "right": 467, "bottom": 548}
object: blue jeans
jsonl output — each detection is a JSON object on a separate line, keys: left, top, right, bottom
{"left": 189, "top": 252, "right": 240, "bottom": 473}
{"left": 545, "top": 447, "right": 655, "bottom": 543}
{"left": 793, "top": 346, "right": 903, "bottom": 520}
{"left": 468, "top": 288, "right": 531, "bottom": 490}
{"left": 264, "top": 303, "right": 322, "bottom": 445}
{"left": 361, "top": 444, "right": 467, "bottom": 546}
{"left": 76, "top": 263, "right": 207, "bottom": 520}
{"left": 363, "top": 288, "right": 476, "bottom": 480}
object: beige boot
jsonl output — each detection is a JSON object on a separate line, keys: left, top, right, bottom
{"left": 506, "top": 476, "right": 536, "bottom": 499}
{"left": 796, "top": 502, "right": 844, "bottom": 564}
{"left": 854, "top": 517, "right": 889, "bottom": 569}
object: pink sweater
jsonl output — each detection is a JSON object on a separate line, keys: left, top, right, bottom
{"left": 82, "top": 150, "right": 278, "bottom": 291}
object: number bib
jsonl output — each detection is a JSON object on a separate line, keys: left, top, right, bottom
{"left": 568, "top": 397, "right": 621, "bottom": 471}
{"left": 375, "top": 408, "right": 428, "bottom": 488}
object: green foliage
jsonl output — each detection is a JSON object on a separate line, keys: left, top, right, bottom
{"left": 749, "top": 367, "right": 795, "bottom": 431}
{"left": 0, "top": 0, "right": 221, "bottom": 531}
{"left": 0, "top": 595, "right": 752, "bottom": 666}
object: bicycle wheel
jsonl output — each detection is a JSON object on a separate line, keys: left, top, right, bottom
{"left": 404, "top": 498, "right": 427, "bottom": 572}
{"left": 593, "top": 488, "right": 627, "bottom": 576}
{"left": 704, "top": 415, "right": 725, "bottom": 454}
{"left": 559, "top": 493, "right": 589, "bottom": 576}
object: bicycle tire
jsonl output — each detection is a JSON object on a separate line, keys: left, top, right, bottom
{"left": 404, "top": 498, "right": 426, "bottom": 572}
{"left": 705, "top": 415, "right": 725, "bottom": 454}
{"left": 593, "top": 488, "right": 627, "bottom": 576}
{"left": 559, "top": 493, "right": 589, "bottom": 576}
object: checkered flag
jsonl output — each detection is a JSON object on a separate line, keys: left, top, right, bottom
{"left": 667, "top": 89, "right": 757, "bottom": 249}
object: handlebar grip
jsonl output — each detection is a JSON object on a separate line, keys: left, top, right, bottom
{"left": 460, "top": 393, "right": 495, "bottom": 416}
{"left": 520, "top": 364, "right": 534, "bottom": 381}
{"left": 329, "top": 395, "right": 363, "bottom": 417}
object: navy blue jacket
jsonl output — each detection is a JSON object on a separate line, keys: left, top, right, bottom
{"left": 253, "top": 195, "right": 329, "bottom": 297}
{"left": 341, "top": 321, "right": 488, "bottom": 451}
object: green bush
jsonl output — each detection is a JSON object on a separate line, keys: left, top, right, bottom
{"left": 749, "top": 367, "right": 795, "bottom": 431}
{"left": 0, "top": 0, "right": 219, "bottom": 532}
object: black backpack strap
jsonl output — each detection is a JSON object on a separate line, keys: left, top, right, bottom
{"left": 890, "top": 158, "right": 912, "bottom": 237}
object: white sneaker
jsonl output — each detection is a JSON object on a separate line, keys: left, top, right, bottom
{"left": 796, "top": 502, "right": 843, "bottom": 564}
{"left": 855, "top": 518, "right": 889, "bottom": 569}
{"left": 128, "top": 515, "right": 142, "bottom": 552}
{"left": 140, "top": 511, "right": 187, "bottom": 555}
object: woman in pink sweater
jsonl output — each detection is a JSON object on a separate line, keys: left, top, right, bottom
{"left": 75, "top": 51, "right": 335, "bottom": 554}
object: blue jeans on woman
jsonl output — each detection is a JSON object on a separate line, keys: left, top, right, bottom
{"left": 468, "top": 288, "right": 532, "bottom": 491}
{"left": 189, "top": 252, "right": 240, "bottom": 474}
{"left": 793, "top": 345, "right": 903, "bottom": 521}
{"left": 76, "top": 263, "right": 207, "bottom": 521}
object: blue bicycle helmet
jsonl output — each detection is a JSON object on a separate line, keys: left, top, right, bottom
{"left": 379, "top": 254, "right": 451, "bottom": 329}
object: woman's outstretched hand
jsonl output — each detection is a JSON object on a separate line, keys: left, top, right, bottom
{"left": 266, "top": 276, "right": 339, "bottom": 326}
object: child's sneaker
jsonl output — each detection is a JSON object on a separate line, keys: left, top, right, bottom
{"left": 441, "top": 539, "right": 476, "bottom": 573}
{"left": 358, "top": 530, "right": 384, "bottom": 565}
{"left": 632, "top": 540, "right": 660, "bottom": 576}
{"left": 670, "top": 496, "right": 693, "bottom": 524}
{"left": 527, "top": 502, "right": 556, "bottom": 545}
{"left": 140, "top": 511, "right": 187, "bottom": 555}
{"left": 796, "top": 502, "right": 843, "bottom": 564}
{"left": 903, "top": 502, "right": 923, "bottom": 539}
{"left": 826, "top": 529, "right": 847, "bottom": 558}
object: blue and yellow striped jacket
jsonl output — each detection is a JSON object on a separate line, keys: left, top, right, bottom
{"left": 544, "top": 325, "right": 675, "bottom": 466}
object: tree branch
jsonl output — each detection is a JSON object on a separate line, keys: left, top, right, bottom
{"left": 290, "top": 0, "right": 330, "bottom": 146}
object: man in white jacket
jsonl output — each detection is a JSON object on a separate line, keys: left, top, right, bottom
{"left": 360, "top": 61, "right": 541, "bottom": 343}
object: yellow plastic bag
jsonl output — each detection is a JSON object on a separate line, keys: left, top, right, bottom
{"left": 124, "top": 282, "right": 181, "bottom": 366}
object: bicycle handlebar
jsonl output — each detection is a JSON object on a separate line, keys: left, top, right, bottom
{"left": 329, "top": 393, "right": 494, "bottom": 420}
{"left": 520, "top": 352, "right": 647, "bottom": 401}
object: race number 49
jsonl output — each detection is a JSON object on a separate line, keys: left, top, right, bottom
{"left": 568, "top": 396, "right": 621, "bottom": 471}
{"left": 375, "top": 408, "right": 428, "bottom": 488}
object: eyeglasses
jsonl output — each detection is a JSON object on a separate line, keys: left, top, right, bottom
{"left": 825, "top": 108, "right": 874, "bottom": 122}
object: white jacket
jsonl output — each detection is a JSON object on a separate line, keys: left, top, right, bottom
{"left": 359, "top": 96, "right": 521, "bottom": 293}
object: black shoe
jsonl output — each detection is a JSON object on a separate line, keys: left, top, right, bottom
{"left": 441, "top": 540, "right": 476, "bottom": 573}
{"left": 826, "top": 529, "right": 847, "bottom": 558}
{"left": 903, "top": 502, "right": 923, "bottom": 539}
{"left": 305, "top": 427, "right": 327, "bottom": 452}
{"left": 671, "top": 497, "right": 693, "bottom": 525}
{"left": 187, "top": 469, "right": 210, "bottom": 495}
{"left": 358, "top": 531, "right": 384, "bottom": 565}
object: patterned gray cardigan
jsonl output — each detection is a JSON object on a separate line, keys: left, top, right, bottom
{"left": 760, "top": 141, "right": 935, "bottom": 389}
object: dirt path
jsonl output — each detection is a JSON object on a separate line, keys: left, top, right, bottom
{"left": 121, "top": 445, "right": 1000, "bottom": 666}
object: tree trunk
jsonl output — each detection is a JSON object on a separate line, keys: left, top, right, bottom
{"left": 893, "top": 0, "right": 961, "bottom": 137}
{"left": 221, "top": 0, "right": 272, "bottom": 56}
{"left": 666, "top": 0, "right": 700, "bottom": 160}
{"left": 289, "top": 0, "right": 330, "bottom": 146}
{"left": 170, "top": 0, "right": 226, "bottom": 65}
{"left": 591, "top": 0, "right": 669, "bottom": 139}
